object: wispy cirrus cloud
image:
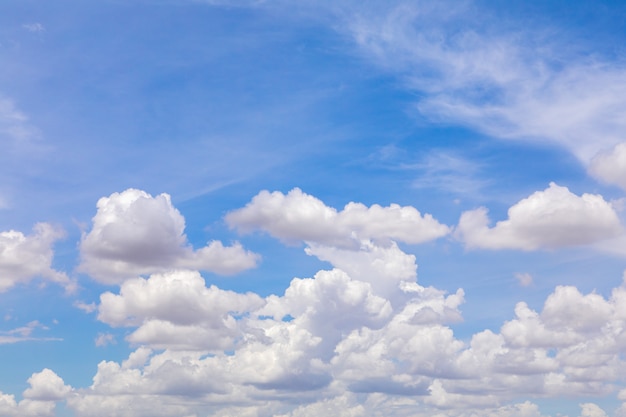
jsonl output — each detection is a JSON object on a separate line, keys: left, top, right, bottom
{"left": 341, "top": 1, "right": 626, "bottom": 170}
{"left": 0, "top": 96, "right": 40, "bottom": 145}
{"left": 0, "top": 321, "right": 61, "bottom": 345}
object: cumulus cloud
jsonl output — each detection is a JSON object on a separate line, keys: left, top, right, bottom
{"left": 0, "top": 223, "right": 73, "bottom": 293}
{"left": 67, "top": 247, "right": 626, "bottom": 417}
{"left": 226, "top": 188, "right": 450, "bottom": 248}
{"left": 0, "top": 369, "right": 71, "bottom": 417}
{"left": 79, "top": 189, "right": 259, "bottom": 284}
{"left": 97, "top": 270, "right": 265, "bottom": 351}
{"left": 23, "top": 369, "right": 72, "bottom": 401}
{"left": 17, "top": 188, "right": 626, "bottom": 417}
{"left": 456, "top": 183, "right": 622, "bottom": 250}
{"left": 579, "top": 403, "right": 609, "bottom": 417}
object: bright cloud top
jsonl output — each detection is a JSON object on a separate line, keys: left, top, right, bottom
{"left": 226, "top": 188, "right": 450, "bottom": 248}
{"left": 79, "top": 189, "right": 259, "bottom": 284}
{"left": 456, "top": 182, "right": 622, "bottom": 250}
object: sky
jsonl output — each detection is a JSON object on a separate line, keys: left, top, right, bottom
{"left": 1, "top": 0, "right": 626, "bottom": 416}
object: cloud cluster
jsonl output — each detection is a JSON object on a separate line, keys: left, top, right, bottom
{"left": 0, "top": 223, "right": 73, "bottom": 293}
{"left": 79, "top": 189, "right": 259, "bottom": 284}
{"left": 0, "top": 369, "right": 71, "bottom": 417}
{"left": 456, "top": 183, "right": 622, "bottom": 250}
{"left": 1, "top": 185, "right": 625, "bottom": 415}
{"left": 45, "top": 188, "right": 626, "bottom": 415}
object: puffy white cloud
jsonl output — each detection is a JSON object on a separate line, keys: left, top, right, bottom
{"left": 456, "top": 183, "right": 622, "bottom": 250}
{"left": 589, "top": 142, "right": 626, "bottom": 191}
{"left": 0, "top": 369, "right": 71, "bottom": 417}
{"left": 59, "top": 187, "right": 626, "bottom": 415}
{"left": 579, "top": 403, "right": 608, "bottom": 417}
{"left": 66, "top": 268, "right": 626, "bottom": 416}
{"left": 226, "top": 188, "right": 450, "bottom": 248}
{"left": 305, "top": 240, "right": 419, "bottom": 298}
{"left": 79, "top": 189, "right": 259, "bottom": 283}
{"left": 97, "top": 270, "right": 265, "bottom": 351}
{"left": 0, "top": 223, "right": 72, "bottom": 293}
{"left": 23, "top": 369, "right": 72, "bottom": 401}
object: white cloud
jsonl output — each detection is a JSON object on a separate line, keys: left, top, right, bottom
{"left": 65, "top": 262, "right": 626, "bottom": 416}
{"left": 23, "top": 369, "right": 71, "bottom": 402}
{"left": 515, "top": 272, "right": 533, "bottom": 287}
{"left": 22, "top": 187, "right": 626, "bottom": 416}
{"left": 79, "top": 189, "right": 259, "bottom": 284}
{"left": 22, "top": 23, "right": 45, "bottom": 33}
{"left": 226, "top": 188, "right": 450, "bottom": 248}
{"left": 456, "top": 183, "right": 622, "bottom": 250}
{"left": 274, "top": 394, "right": 365, "bottom": 417}
{"left": 73, "top": 301, "right": 96, "bottom": 314}
{"left": 97, "top": 270, "right": 265, "bottom": 351}
{"left": 345, "top": 2, "right": 626, "bottom": 163}
{"left": 0, "top": 96, "right": 39, "bottom": 143}
{"left": 95, "top": 333, "right": 116, "bottom": 347}
{"left": 579, "top": 403, "right": 608, "bottom": 417}
{"left": 0, "top": 223, "right": 73, "bottom": 293}
{"left": 589, "top": 142, "right": 626, "bottom": 191}
{"left": 0, "top": 369, "right": 71, "bottom": 417}
{"left": 0, "top": 321, "right": 61, "bottom": 345}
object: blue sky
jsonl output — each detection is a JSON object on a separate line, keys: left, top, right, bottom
{"left": 2, "top": 1, "right": 626, "bottom": 416}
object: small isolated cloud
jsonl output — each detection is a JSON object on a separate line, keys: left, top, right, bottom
{"left": 73, "top": 301, "right": 96, "bottom": 314}
{"left": 0, "top": 223, "right": 73, "bottom": 293}
{"left": 95, "top": 333, "right": 116, "bottom": 347}
{"left": 588, "top": 142, "right": 626, "bottom": 191}
{"left": 22, "top": 23, "right": 45, "bottom": 33}
{"left": 79, "top": 189, "right": 259, "bottom": 284}
{"left": 455, "top": 183, "right": 622, "bottom": 250}
{"left": 226, "top": 188, "right": 450, "bottom": 248}
{"left": 0, "top": 96, "right": 39, "bottom": 143}
{"left": 515, "top": 272, "right": 533, "bottom": 287}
